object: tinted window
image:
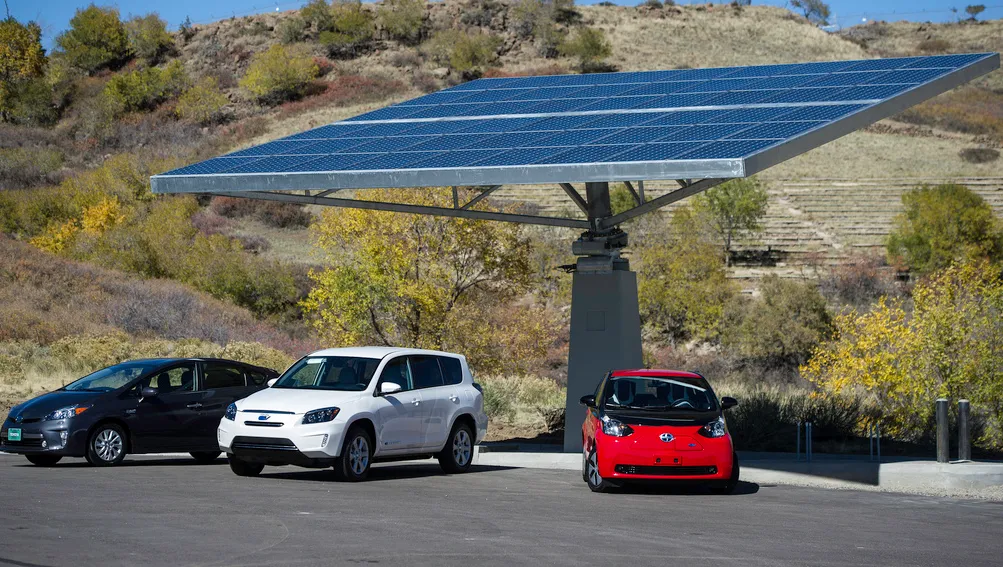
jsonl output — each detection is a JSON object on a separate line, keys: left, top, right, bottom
{"left": 273, "top": 356, "right": 380, "bottom": 391}
{"left": 439, "top": 357, "right": 463, "bottom": 386}
{"left": 410, "top": 356, "right": 444, "bottom": 389}
{"left": 380, "top": 357, "right": 412, "bottom": 392}
{"left": 204, "top": 362, "right": 246, "bottom": 389}
{"left": 603, "top": 376, "right": 717, "bottom": 412}
{"left": 246, "top": 369, "right": 270, "bottom": 386}
{"left": 64, "top": 361, "right": 168, "bottom": 392}
{"left": 137, "top": 364, "right": 196, "bottom": 395}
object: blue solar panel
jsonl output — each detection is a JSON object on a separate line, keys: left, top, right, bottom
{"left": 154, "top": 53, "right": 998, "bottom": 192}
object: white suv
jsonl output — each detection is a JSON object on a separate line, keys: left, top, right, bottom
{"left": 218, "top": 347, "right": 488, "bottom": 480}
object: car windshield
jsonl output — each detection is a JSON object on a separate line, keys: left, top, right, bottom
{"left": 63, "top": 361, "right": 168, "bottom": 392}
{"left": 602, "top": 376, "right": 718, "bottom": 412}
{"left": 272, "top": 356, "right": 380, "bottom": 391}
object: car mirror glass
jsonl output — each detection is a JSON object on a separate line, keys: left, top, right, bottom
{"left": 579, "top": 394, "right": 595, "bottom": 407}
{"left": 380, "top": 381, "right": 402, "bottom": 395}
{"left": 140, "top": 387, "right": 159, "bottom": 400}
{"left": 721, "top": 396, "right": 738, "bottom": 410}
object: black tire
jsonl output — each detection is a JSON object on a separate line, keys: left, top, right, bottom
{"left": 581, "top": 441, "right": 589, "bottom": 482}
{"left": 86, "top": 423, "right": 128, "bottom": 466}
{"left": 710, "top": 452, "right": 740, "bottom": 495}
{"left": 334, "top": 425, "right": 372, "bottom": 482}
{"left": 190, "top": 451, "right": 222, "bottom": 464}
{"left": 228, "top": 455, "right": 264, "bottom": 477}
{"left": 25, "top": 454, "right": 62, "bottom": 467}
{"left": 584, "top": 444, "right": 616, "bottom": 493}
{"left": 438, "top": 421, "right": 475, "bottom": 474}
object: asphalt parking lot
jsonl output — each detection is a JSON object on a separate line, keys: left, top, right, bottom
{"left": 2, "top": 453, "right": 1002, "bottom": 567}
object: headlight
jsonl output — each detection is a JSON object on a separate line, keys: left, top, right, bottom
{"left": 699, "top": 416, "right": 727, "bottom": 438}
{"left": 303, "top": 407, "right": 340, "bottom": 424}
{"left": 600, "top": 415, "right": 633, "bottom": 437}
{"left": 43, "top": 405, "right": 88, "bottom": 421}
{"left": 224, "top": 403, "right": 237, "bottom": 421}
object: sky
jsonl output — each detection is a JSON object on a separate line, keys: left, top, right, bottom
{"left": 8, "top": 0, "right": 1003, "bottom": 51}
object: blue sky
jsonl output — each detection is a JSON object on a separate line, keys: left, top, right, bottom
{"left": 9, "top": 0, "right": 1003, "bottom": 50}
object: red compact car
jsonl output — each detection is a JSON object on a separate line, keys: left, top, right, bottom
{"left": 580, "top": 369, "right": 739, "bottom": 493}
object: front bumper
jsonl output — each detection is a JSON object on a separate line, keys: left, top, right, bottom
{"left": 1, "top": 420, "right": 87, "bottom": 457}
{"left": 597, "top": 434, "right": 735, "bottom": 481}
{"left": 218, "top": 412, "right": 348, "bottom": 466}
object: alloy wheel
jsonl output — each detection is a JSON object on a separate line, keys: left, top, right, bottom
{"left": 94, "top": 429, "right": 123, "bottom": 463}
{"left": 587, "top": 447, "right": 601, "bottom": 487}
{"left": 348, "top": 435, "right": 370, "bottom": 476}
{"left": 452, "top": 429, "right": 472, "bottom": 467}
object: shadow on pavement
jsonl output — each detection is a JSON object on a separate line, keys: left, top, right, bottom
{"left": 262, "top": 463, "right": 516, "bottom": 482}
{"left": 12, "top": 457, "right": 227, "bottom": 468}
{"left": 614, "top": 480, "right": 760, "bottom": 496}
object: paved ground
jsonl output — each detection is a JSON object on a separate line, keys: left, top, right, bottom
{"left": 2, "top": 454, "right": 1003, "bottom": 567}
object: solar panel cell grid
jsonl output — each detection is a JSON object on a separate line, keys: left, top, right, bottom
{"left": 728, "top": 121, "right": 824, "bottom": 140}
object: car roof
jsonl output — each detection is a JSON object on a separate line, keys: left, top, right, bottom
{"left": 610, "top": 369, "right": 704, "bottom": 380}
{"left": 307, "top": 346, "right": 462, "bottom": 359}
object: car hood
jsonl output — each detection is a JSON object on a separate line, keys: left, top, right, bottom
{"left": 8, "top": 390, "right": 104, "bottom": 420}
{"left": 234, "top": 388, "right": 368, "bottom": 415}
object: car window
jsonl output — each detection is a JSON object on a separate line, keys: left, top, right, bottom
{"left": 138, "top": 364, "right": 196, "bottom": 395}
{"left": 273, "top": 356, "right": 380, "bottom": 391}
{"left": 380, "top": 357, "right": 413, "bottom": 392}
{"left": 63, "top": 361, "right": 166, "bottom": 392}
{"left": 245, "top": 369, "right": 270, "bottom": 386}
{"left": 603, "top": 376, "right": 716, "bottom": 412}
{"left": 410, "top": 356, "right": 444, "bottom": 389}
{"left": 438, "top": 356, "right": 463, "bottom": 386}
{"left": 203, "top": 362, "right": 246, "bottom": 389}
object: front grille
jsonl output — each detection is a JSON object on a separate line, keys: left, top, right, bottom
{"left": 231, "top": 436, "right": 297, "bottom": 451}
{"left": 614, "top": 464, "right": 717, "bottom": 476}
{"left": 244, "top": 421, "right": 284, "bottom": 427}
{"left": 2, "top": 438, "right": 44, "bottom": 448}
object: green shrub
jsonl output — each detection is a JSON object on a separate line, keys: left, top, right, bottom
{"left": 239, "top": 44, "right": 319, "bottom": 104}
{"left": 300, "top": 0, "right": 336, "bottom": 36}
{"left": 126, "top": 14, "right": 174, "bottom": 64}
{"left": 886, "top": 184, "right": 1003, "bottom": 275}
{"left": 423, "top": 31, "right": 501, "bottom": 75}
{"left": 175, "top": 76, "right": 229, "bottom": 125}
{"left": 319, "top": 1, "right": 374, "bottom": 57}
{"left": 56, "top": 4, "right": 131, "bottom": 73}
{"left": 102, "top": 60, "right": 188, "bottom": 113}
{"left": 693, "top": 177, "right": 769, "bottom": 264}
{"left": 0, "top": 18, "right": 47, "bottom": 123}
{"left": 378, "top": 0, "right": 425, "bottom": 43}
{"left": 959, "top": 147, "right": 1000, "bottom": 164}
{"left": 609, "top": 184, "right": 636, "bottom": 215}
{"left": 558, "top": 27, "right": 612, "bottom": 73}
{"left": 721, "top": 388, "right": 865, "bottom": 452}
{"left": 0, "top": 148, "right": 65, "bottom": 190}
{"left": 276, "top": 16, "right": 307, "bottom": 44}
{"left": 4, "top": 77, "right": 59, "bottom": 127}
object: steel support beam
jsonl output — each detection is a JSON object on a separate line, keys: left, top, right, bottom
{"left": 559, "top": 183, "right": 589, "bottom": 216}
{"left": 623, "top": 181, "right": 642, "bottom": 206}
{"left": 460, "top": 185, "right": 501, "bottom": 210}
{"left": 599, "top": 178, "right": 728, "bottom": 229}
{"left": 210, "top": 191, "right": 590, "bottom": 229}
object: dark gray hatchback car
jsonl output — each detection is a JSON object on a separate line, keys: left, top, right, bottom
{"left": 1, "top": 358, "right": 277, "bottom": 466}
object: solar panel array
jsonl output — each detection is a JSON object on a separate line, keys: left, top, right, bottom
{"left": 153, "top": 53, "right": 998, "bottom": 192}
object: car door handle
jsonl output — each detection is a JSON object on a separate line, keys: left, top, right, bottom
{"left": 449, "top": 395, "right": 459, "bottom": 403}
{"left": 186, "top": 403, "right": 203, "bottom": 409}
{"left": 411, "top": 399, "right": 421, "bottom": 406}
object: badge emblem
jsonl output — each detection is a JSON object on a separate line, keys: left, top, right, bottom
{"left": 257, "top": 415, "right": 270, "bottom": 421}
{"left": 659, "top": 433, "right": 674, "bottom": 442}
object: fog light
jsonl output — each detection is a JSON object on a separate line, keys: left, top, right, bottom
{"left": 59, "top": 431, "right": 68, "bottom": 444}
{"left": 321, "top": 434, "right": 329, "bottom": 447}
{"left": 41, "top": 440, "right": 47, "bottom": 448}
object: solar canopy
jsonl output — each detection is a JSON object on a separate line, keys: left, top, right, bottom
{"left": 152, "top": 52, "right": 998, "bottom": 199}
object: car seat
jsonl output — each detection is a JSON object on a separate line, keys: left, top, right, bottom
{"left": 337, "top": 366, "right": 358, "bottom": 386}
{"left": 156, "top": 373, "right": 173, "bottom": 393}
{"left": 178, "top": 370, "right": 194, "bottom": 392}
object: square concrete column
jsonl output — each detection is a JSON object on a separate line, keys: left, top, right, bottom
{"left": 563, "top": 268, "right": 643, "bottom": 452}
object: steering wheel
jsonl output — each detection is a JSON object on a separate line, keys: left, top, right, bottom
{"left": 670, "top": 399, "right": 694, "bottom": 409}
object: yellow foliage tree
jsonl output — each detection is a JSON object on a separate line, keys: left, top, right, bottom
{"left": 80, "top": 197, "right": 125, "bottom": 235}
{"left": 31, "top": 219, "right": 80, "bottom": 253}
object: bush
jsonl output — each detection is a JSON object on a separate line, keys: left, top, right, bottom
{"left": 0, "top": 18, "right": 47, "bottom": 123}
{"left": 55, "top": 5, "right": 131, "bottom": 73}
{"left": 239, "top": 44, "right": 319, "bottom": 104}
{"left": 209, "top": 196, "right": 313, "bottom": 228}
{"left": 558, "top": 27, "right": 613, "bottom": 73}
{"left": 460, "top": 0, "right": 502, "bottom": 27}
{"left": 722, "top": 275, "right": 833, "bottom": 368}
{"left": 0, "top": 148, "right": 64, "bottom": 190}
{"left": 276, "top": 16, "right": 307, "bottom": 44}
{"left": 102, "top": 60, "right": 188, "bottom": 113}
{"left": 722, "top": 388, "right": 865, "bottom": 452}
{"left": 126, "top": 14, "right": 174, "bottom": 64}
{"left": 319, "top": 1, "right": 375, "bottom": 57}
{"left": 818, "top": 253, "right": 899, "bottom": 310}
{"left": 423, "top": 31, "right": 501, "bottom": 75}
{"left": 959, "top": 147, "right": 1000, "bottom": 164}
{"left": 275, "top": 75, "right": 406, "bottom": 119}
{"left": 175, "top": 76, "right": 229, "bottom": 125}
{"left": 642, "top": 0, "right": 663, "bottom": 8}
{"left": 693, "top": 177, "right": 769, "bottom": 265}
{"left": 917, "top": 38, "right": 950, "bottom": 53}
{"left": 886, "top": 184, "right": 1003, "bottom": 275}
{"left": 378, "top": 0, "right": 425, "bottom": 43}
{"left": 300, "top": 0, "right": 336, "bottom": 36}
{"left": 791, "top": 0, "right": 831, "bottom": 24}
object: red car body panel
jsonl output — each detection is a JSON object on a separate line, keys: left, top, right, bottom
{"left": 582, "top": 369, "right": 735, "bottom": 483}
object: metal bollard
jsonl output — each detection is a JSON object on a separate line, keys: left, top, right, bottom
{"left": 876, "top": 422, "right": 881, "bottom": 461}
{"left": 959, "top": 400, "right": 971, "bottom": 462}
{"left": 806, "top": 421, "right": 813, "bottom": 462}
{"left": 936, "top": 398, "right": 949, "bottom": 463}
{"left": 869, "top": 423, "right": 874, "bottom": 461}
{"left": 796, "top": 421, "right": 801, "bottom": 461}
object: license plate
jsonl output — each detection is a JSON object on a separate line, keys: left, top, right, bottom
{"left": 7, "top": 428, "right": 21, "bottom": 442}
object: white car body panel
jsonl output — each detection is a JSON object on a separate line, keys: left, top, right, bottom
{"left": 218, "top": 347, "right": 488, "bottom": 464}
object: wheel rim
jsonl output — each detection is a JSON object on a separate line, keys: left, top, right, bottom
{"left": 348, "top": 435, "right": 369, "bottom": 475}
{"left": 452, "top": 429, "right": 471, "bottom": 467}
{"left": 588, "top": 448, "right": 601, "bottom": 486}
{"left": 94, "top": 429, "right": 123, "bottom": 462}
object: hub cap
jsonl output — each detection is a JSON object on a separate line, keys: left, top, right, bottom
{"left": 587, "top": 448, "right": 601, "bottom": 487}
{"left": 348, "top": 436, "right": 369, "bottom": 475}
{"left": 94, "top": 429, "right": 123, "bottom": 462}
{"left": 452, "top": 429, "right": 472, "bottom": 467}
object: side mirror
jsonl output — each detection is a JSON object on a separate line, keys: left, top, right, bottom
{"left": 267, "top": 378, "right": 278, "bottom": 387}
{"left": 140, "top": 387, "right": 159, "bottom": 400}
{"left": 721, "top": 396, "right": 738, "bottom": 410}
{"left": 579, "top": 394, "right": 596, "bottom": 408}
{"left": 379, "top": 382, "right": 402, "bottom": 395}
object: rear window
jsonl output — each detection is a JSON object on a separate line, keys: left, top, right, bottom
{"left": 439, "top": 357, "right": 463, "bottom": 385}
{"left": 204, "top": 362, "right": 246, "bottom": 389}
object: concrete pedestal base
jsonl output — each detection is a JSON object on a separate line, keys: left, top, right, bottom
{"left": 562, "top": 268, "right": 643, "bottom": 452}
